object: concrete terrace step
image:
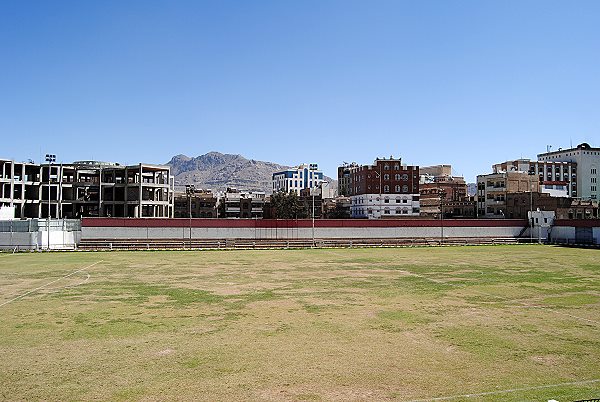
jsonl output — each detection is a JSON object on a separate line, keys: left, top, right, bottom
{"left": 78, "top": 237, "right": 519, "bottom": 250}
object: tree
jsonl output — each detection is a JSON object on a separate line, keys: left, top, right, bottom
{"left": 270, "top": 191, "right": 307, "bottom": 219}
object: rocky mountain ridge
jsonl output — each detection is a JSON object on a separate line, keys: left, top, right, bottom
{"left": 166, "top": 152, "right": 333, "bottom": 193}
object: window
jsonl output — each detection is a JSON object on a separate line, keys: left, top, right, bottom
{"left": 396, "top": 208, "right": 402, "bottom": 214}
{"left": 395, "top": 185, "right": 401, "bottom": 192}
{"left": 394, "top": 164, "right": 400, "bottom": 170}
{"left": 395, "top": 197, "right": 401, "bottom": 203}
{"left": 384, "top": 208, "right": 390, "bottom": 214}
{"left": 384, "top": 185, "right": 390, "bottom": 193}
{"left": 384, "top": 174, "right": 390, "bottom": 180}
{"left": 402, "top": 185, "right": 408, "bottom": 192}
{"left": 384, "top": 164, "right": 390, "bottom": 170}
{"left": 384, "top": 197, "right": 389, "bottom": 203}
{"left": 402, "top": 174, "right": 408, "bottom": 181}
{"left": 395, "top": 174, "right": 401, "bottom": 180}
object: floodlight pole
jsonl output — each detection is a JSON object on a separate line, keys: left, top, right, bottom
{"left": 45, "top": 154, "right": 56, "bottom": 251}
{"left": 312, "top": 189, "right": 315, "bottom": 247}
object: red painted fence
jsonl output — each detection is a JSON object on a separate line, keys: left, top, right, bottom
{"left": 82, "top": 218, "right": 527, "bottom": 229}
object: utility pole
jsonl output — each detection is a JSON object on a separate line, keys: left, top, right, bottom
{"left": 529, "top": 172, "right": 535, "bottom": 244}
{"left": 185, "top": 184, "right": 195, "bottom": 249}
{"left": 312, "top": 181, "right": 328, "bottom": 248}
{"left": 439, "top": 190, "right": 446, "bottom": 245}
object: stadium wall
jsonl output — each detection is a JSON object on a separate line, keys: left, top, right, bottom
{"left": 550, "top": 219, "right": 600, "bottom": 244}
{"left": 81, "top": 218, "right": 528, "bottom": 240}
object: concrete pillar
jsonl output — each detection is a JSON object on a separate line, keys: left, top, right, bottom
{"left": 98, "top": 167, "right": 103, "bottom": 217}
{"left": 138, "top": 164, "right": 142, "bottom": 218}
{"left": 9, "top": 160, "right": 14, "bottom": 208}
{"left": 124, "top": 167, "right": 128, "bottom": 216}
{"left": 58, "top": 164, "right": 63, "bottom": 219}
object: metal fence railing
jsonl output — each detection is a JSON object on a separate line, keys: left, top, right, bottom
{"left": 0, "top": 219, "right": 81, "bottom": 233}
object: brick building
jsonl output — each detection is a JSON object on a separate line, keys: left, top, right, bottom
{"left": 349, "top": 157, "right": 420, "bottom": 219}
{"left": 174, "top": 189, "right": 219, "bottom": 218}
{"left": 337, "top": 162, "right": 358, "bottom": 197}
{"left": 560, "top": 199, "right": 599, "bottom": 219}
{"left": 222, "top": 188, "right": 265, "bottom": 219}
{"left": 419, "top": 165, "right": 468, "bottom": 218}
{"left": 505, "top": 192, "right": 572, "bottom": 219}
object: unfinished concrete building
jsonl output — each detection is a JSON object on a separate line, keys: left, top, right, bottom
{"left": 1, "top": 158, "right": 174, "bottom": 219}
{"left": 1, "top": 158, "right": 42, "bottom": 218}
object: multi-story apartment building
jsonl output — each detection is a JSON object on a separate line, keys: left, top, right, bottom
{"left": 492, "top": 158, "right": 576, "bottom": 197}
{"left": 0, "top": 158, "right": 174, "bottom": 218}
{"left": 337, "top": 162, "right": 358, "bottom": 196}
{"left": 272, "top": 164, "right": 324, "bottom": 194}
{"left": 174, "top": 189, "right": 219, "bottom": 218}
{"left": 222, "top": 188, "right": 265, "bottom": 218}
{"left": 476, "top": 171, "right": 539, "bottom": 218}
{"left": 419, "top": 165, "right": 468, "bottom": 217}
{"left": 537, "top": 143, "right": 600, "bottom": 200}
{"left": 349, "top": 157, "right": 420, "bottom": 219}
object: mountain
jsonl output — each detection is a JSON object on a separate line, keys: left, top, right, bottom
{"left": 166, "top": 152, "right": 334, "bottom": 194}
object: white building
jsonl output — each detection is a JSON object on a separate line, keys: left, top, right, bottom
{"left": 351, "top": 193, "right": 420, "bottom": 219}
{"left": 538, "top": 143, "right": 600, "bottom": 200}
{"left": 540, "top": 182, "right": 569, "bottom": 198}
{"left": 272, "top": 164, "right": 324, "bottom": 194}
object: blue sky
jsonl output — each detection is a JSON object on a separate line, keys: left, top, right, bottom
{"left": 1, "top": 0, "right": 599, "bottom": 182}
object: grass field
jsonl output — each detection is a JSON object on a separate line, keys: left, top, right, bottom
{"left": 1, "top": 245, "right": 599, "bottom": 401}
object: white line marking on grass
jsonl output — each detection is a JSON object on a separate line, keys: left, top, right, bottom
{"left": 45, "top": 272, "right": 91, "bottom": 294}
{"left": 0, "top": 261, "right": 102, "bottom": 308}
{"left": 405, "top": 378, "right": 600, "bottom": 402}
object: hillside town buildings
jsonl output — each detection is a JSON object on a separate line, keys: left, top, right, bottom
{"left": 2, "top": 142, "right": 599, "bottom": 222}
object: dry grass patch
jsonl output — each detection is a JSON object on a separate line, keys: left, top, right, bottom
{"left": 0, "top": 246, "right": 599, "bottom": 401}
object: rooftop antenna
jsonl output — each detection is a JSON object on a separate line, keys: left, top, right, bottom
{"left": 546, "top": 145, "right": 552, "bottom": 153}
{"left": 570, "top": 138, "right": 573, "bottom": 148}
